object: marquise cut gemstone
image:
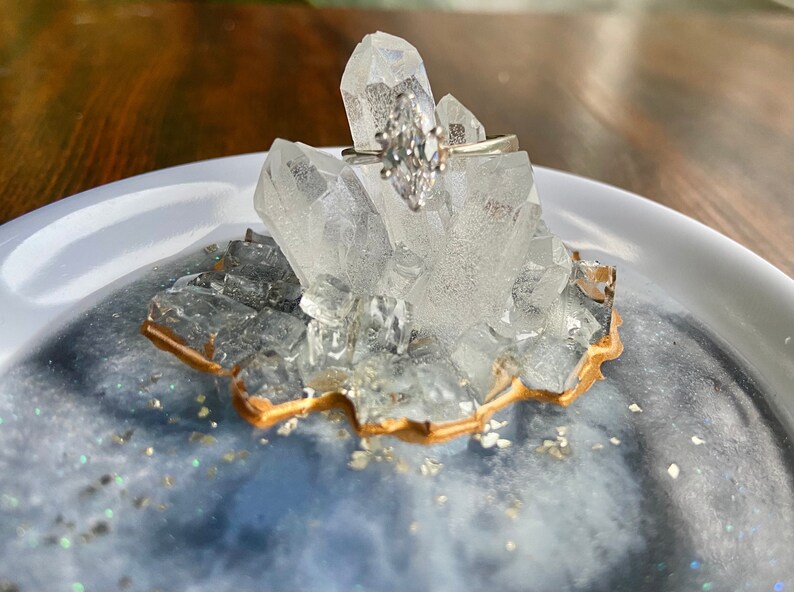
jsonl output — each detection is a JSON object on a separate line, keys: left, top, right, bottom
{"left": 378, "top": 93, "right": 446, "bottom": 210}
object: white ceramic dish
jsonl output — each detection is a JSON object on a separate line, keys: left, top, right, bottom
{"left": 1, "top": 150, "right": 792, "bottom": 428}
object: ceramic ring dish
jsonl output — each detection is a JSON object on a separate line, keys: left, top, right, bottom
{"left": 0, "top": 151, "right": 791, "bottom": 591}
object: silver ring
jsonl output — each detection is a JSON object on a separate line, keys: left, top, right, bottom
{"left": 341, "top": 93, "right": 520, "bottom": 211}
{"left": 342, "top": 135, "right": 519, "bottom": 165}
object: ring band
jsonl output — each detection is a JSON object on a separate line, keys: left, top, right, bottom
{"left": 342, "top": 134, "right": 520, "bottom": 165}
{"left": 340, "top": 92, "right": 520, "bottom": 210}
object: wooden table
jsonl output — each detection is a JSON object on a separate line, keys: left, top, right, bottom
{"left": 1, "top": 3, "right": 792, "bottom": 276}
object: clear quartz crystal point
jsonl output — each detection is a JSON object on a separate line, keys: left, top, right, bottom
{"left": 414, "top": 152, "right": 542, "bottom": 346}
{"left": 508, "top": 222, "right": 574, "bottom": 334}
{"left": 375, "top": 242, "right": 426, "bottom": 301}
{"left": 254, "top": 140, "right": 392, "bottom": 294}
{"left": 358, "top": 164, "right": 447, "bottom": 261}
{"left": 341, "top": 32, "right": 435, "bottom": 152}
{"left": 435, "top": 94, "right": 486, "bottom": 145}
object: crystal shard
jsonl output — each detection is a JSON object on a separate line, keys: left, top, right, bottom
{"left": 515, "top": 223, "right": 573, "bottom": 311}
{"left": 340, "top": 32, "right": 435, "bottom": 151}
{"left": 375, "top": 242, "right": 427, "bottom": 301}
{"left": 572, "top": 259, "right": 615, "bottom": 336}
{"left": 300, "top": 318, "right": 357, "bottom": 386}
{"left": 223, "top": 239, "right": 287, "bottom": 272}
{"left": 451, "top": 323, "right": 517, "bottom": 403}
{"left": 435, "top": 94, "right": 486, "bottom": 145}
{"left": 349, "top": 353, "right": 418, "bottom": 424}
{"left": 214, "top": 308, "right": 306, "bottom": 367}
{"left": 517, "top": 334, "right": 585, "bottom": 394}
{"left": 236, "top": 351, "right": 302, "bottom": 405}
{"left": 413, "top": 361, "right": 476, "bottom": 423}
{"left": 190, "top": 271, "right": 270, "bottom": 311}
{"left": 254, "top": 140, "right": 392, "bottom": 294}
{"left": 264, "top": 280, "right": 304, "bottom": 316}
{"left": 508, "top": 222, "right": 574, "bottom": 334}
{"left": 299, "top": 274, "right": 357, "bottom": 327}
{"left": 354, "top": 295, "right": 413, "bottom": 359}
{"left": 147, "top": 286, "right": 256, "bottom": 356}
{"left": 350, "top": 353, "right": 475, "bottom": 424}
{"left": 413, "top": 152, "right": 542, "bottom": 345}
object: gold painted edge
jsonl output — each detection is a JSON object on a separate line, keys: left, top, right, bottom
{"left": 141, "top": 261, "right": 623, "bottom": 445}
{"left": 228, "top": 309, "right": 622, "bottom": 444}
{"left": 140, "top": 320, "right": 228, "bottom": 376}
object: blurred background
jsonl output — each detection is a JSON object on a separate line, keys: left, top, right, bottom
{"left": 0, "top": 0, "right": 792, "bottom": 274}
{"left": 309, "top": 0, "right": 792, "bottom": 8}
{"left": 3, "top": 0, "right": 793, "bottom": 13}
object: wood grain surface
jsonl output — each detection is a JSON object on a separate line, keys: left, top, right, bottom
{"left": 1, "top": 2, "right": 792, "bottom": 276}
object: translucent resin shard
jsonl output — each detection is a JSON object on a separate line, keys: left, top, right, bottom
{"left": 147, "top": 286, "right": 257, "bottom": 357}
{"left": 254, "top": 140, "right": 392, "bottom": 295}
{"left": 190, "top": 271, "right": 271, "bottom": 311}
{"left": 349, "top": 353, "right": 418, "bottom": 424}
{"left": 451, "top": 323, "right": 518, "bottom": 403}
{"left": 375, "top": 242, "right": 426, "bottom": 301}
{"left": 517, "top": 334, "right": 586, "bottom": 394}
{"left": 341, "top": 32, "right": 435, "bottom": 152}
{"left": 236, "top": 351, "right": 302, "bottom": 406}
{"left": 300, "top": 319, "right": 357, "bottom": 390}
{"left": 350, "top": 353, "right": 475, "bottom": 425}
{"left": 572, "top": 259, "right": 615, "bottom": 336}
{"left": 414, "top": 152, "right": 542, "bottom": 346}
{"left": 223, "top": 239, "right": 290, "bottom": 276}
{"left": 435, "top": 94, "right": 486, "bottom": 145}
{"left": 262, "top": 280, "right": 305, "bottom": 315}
{"left": 508, "top": 222, "right": 574, "bottom": 335}
{"left": 354, "top": 295, "right": 413, "bottom": 358}
{"left": 299, "top": 274, "right": 357, "bottom": 327}
{"left": 214, "top": 308, "right": 306, "bottom": 367}
{"left": 413, "top": 361, "right": 477, "bottom": 422}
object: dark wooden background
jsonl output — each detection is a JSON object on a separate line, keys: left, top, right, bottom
{"left": 1, "top": 2, "right": 792, "bottom": 276}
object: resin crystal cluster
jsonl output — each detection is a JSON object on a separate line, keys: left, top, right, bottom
{"left": 142, "top": 32, "right": 622, "bottom": 443}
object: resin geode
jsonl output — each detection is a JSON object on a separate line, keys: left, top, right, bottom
{"left": 141, "top": 32, "right": 622, "bottom": 443}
